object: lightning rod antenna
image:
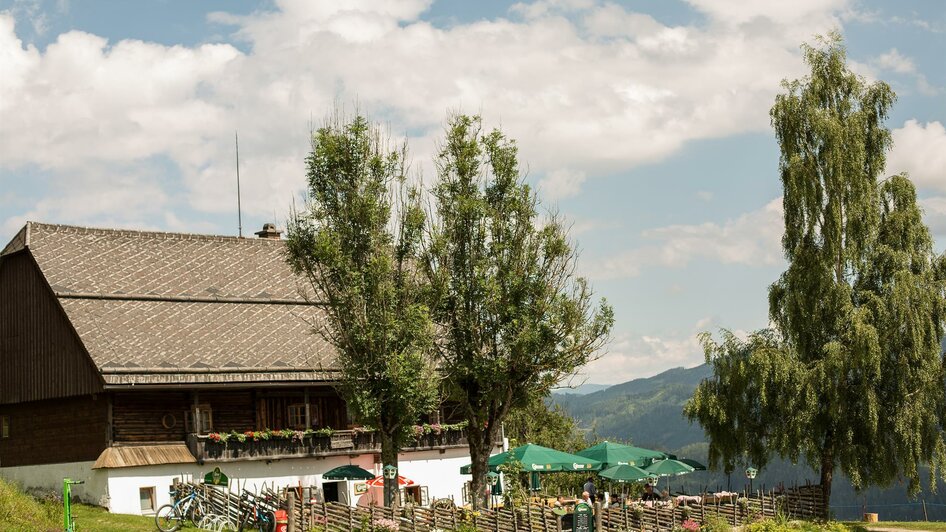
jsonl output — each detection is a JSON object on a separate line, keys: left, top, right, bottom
{"left": 235, "top": 132, "right": 243, "bottom": 238}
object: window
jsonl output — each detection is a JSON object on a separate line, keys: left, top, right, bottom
{"left": 1, "top": 415, "right": 8, "bottom": 438}
{"left": 287, "top": 404, "right": 306, "bottom": 429}
{"left": 185, "top": 405, "right": 213, "bottom": 434}
{"left": 139, "top": 487, "right": 155, "bottom": 513}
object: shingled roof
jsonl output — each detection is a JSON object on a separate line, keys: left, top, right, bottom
{"left": 2, "top": 222, "right": 339, "bottom": 385}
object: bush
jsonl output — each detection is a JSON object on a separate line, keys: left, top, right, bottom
{"left": 701, "top": 515, "right": 732, "bottom": 532}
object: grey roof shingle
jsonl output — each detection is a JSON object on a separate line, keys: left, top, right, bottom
{"left": 7, "top": 222, "right": 339, "bottom": 385}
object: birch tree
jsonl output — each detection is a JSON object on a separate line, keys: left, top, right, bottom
{"left": 686, "top": 34, "right": 946, "bottom": 513}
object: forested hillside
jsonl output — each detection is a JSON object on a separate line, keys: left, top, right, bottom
{"left": 552, "top": 365, "right": 946, "bottom": 521}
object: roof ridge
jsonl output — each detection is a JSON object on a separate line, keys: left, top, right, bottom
{"left": 56, "top": 291, "right": 314, "bottom": 305}
{"left": 25, "top": 221, "right": 284, "bottom": 245}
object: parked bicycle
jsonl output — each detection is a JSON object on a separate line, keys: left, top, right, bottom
{"left": 237, "top": 491, "right": 276, "bottom": 532}
{"left": 155, "top": 487, "right": 206, "bottom": 532}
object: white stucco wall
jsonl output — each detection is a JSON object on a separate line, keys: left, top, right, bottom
{"left": 0, "top": 461, "right": 108, "bottom": 506}
{"left": 2, "top": 444, "right": 501, "bottom": 516}
{"left": 397, "top": 447, "right": 478, "bottom": 504}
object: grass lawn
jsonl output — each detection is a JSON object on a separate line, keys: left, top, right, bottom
{"left": 1, "top": 477, "right": 203, "bottom": 532}
{"left": 71, "top": 503, "right": 203, "bottom": 532}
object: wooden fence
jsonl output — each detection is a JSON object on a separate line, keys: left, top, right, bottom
{"left": 178, "top": 480, "right": 825, "bottom": 532}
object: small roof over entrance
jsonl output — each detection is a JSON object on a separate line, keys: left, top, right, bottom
{"left": 92, "top": 443, "right": 197, "bottom": 469}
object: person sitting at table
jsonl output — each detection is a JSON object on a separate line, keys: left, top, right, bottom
{"left": 581, "top": 491, "right": 592, "bottom": 504}
{"left": 554, "top": 496, "right": 566, "bottom": 507}
{"left": 641, "top": 484, "right": 660, "bottom": 502}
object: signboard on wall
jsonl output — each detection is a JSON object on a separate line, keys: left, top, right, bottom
{"left": 204, "top": 467, "right": 229, "bottom": 486}
{"left": 354, "top": 482, "right": 368, "bottom": 494}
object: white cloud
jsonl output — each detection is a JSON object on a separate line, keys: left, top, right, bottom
{"left": 875, "top": 48, "right": 915, "bottom": 74}
{"left": 887, "top": 120, "right": 946, "bottom": 192}
{"left": 539, "top": 168, "right": 587, "bottom": 201}
{"left": 0, "top": 0, "right": 845, "bottom": 229}
{"left": 872, "top": 49, "right": 939, "bottom": 96}
{"left": 578, "top": 318, "right": 723, "bottom": 383}
{"left": 589, "top": 198, "right": 784, "bottom": 279}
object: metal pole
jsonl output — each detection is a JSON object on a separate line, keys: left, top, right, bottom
{"left": 235, "top": 132, "right": 243, "bottom": 238}
{"left": 63, "top": 478, "right": 71, "bottom": 532}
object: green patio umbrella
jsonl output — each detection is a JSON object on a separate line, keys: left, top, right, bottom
{"left": 460, "top": 443, "right": 603, "bottom": 474}
{"left": 322, "top": 464, "right": 375, "bottom": 481}
{"left": 577, "top": 441, "right": 669, "bottom": 468}
{"left": 599, "top": 464, "right": 650, "bottom": 483}
{"left": 644, "top": 459, "right": 695, "bottom": 477}
{"left": 675, "top": 458, "right": 707, "bottom": 471}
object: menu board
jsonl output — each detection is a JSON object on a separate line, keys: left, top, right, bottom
{"left": 574, "top": 502, "right": 594, "bottom": 532}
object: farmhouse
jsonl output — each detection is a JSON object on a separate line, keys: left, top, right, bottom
{"left": 0, "top": 222, "right": 494, "bottom": 515}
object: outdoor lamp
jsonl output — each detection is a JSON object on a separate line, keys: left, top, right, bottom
{"left": 486, "top": 472, "right": 499, "bottom": 486}
{"left": 383, "top": 464, "right": 397, "bottom": 480}
{"left": 745, "top": 466, "right": 758, "bottom": 495}
{"left": 647, "top": 474, "right": 659, "bottom": 486}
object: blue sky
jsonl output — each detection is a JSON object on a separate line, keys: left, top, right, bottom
{"left": 1, "top": 0, "right": 945, "bottom": 384}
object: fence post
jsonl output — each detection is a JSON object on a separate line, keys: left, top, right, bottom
{"left": 594, "top": 501, "right": 603, "bottom": 532}
{"left": 287, "top": 490, "right": 296, "bottom": 532}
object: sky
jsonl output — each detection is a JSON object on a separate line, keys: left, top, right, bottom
{"left": 1, "top": 0, "right": 945, "bottom": 385}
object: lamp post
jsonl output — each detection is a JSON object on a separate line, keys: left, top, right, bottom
{"left": 383, "top": 464, "right": 397, "bottom": 507}
{"left": 745, "top": 467, "right": 758, "bottom": 495}
{"left": 486, "top": 471, "right": 499, "bottom": 510}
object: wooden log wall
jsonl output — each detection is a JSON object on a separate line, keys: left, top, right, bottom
{"left": 111, "top": 391, "right": 189, "bottom": 442}
{"left": 0, "top": 394, "right": 107, "bottom": 466}
{"left": 201, "top": 390, "right": 254, "bottom": 433}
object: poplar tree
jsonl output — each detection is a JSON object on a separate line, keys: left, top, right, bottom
{"left": 685, "top": 34, "right": 946, "bottom": 512}
{"left": 285, "top": 115, "right": 440, "bottom": 507}
{"left": 425, "top": 115, "right": 613, "bottom": 508}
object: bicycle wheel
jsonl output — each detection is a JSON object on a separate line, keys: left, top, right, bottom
{"left": 187, "top": 500, "right": 206, "bottom": 527}
{"left": 237, "top": 510, "right": 252, "bottom": 532}
{"left": 155, "top": 504, "right": 182, "bottom": 532}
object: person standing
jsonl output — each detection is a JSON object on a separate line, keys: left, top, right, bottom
{"left": 583, "top": 477, "right": 597, "bottom": 504}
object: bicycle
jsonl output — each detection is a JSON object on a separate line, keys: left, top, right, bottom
{"left": 155, "top": 487, "right": 206, "bottom": 532}
{"left": 237, "top": 491, "right": 276, "bottom": 532}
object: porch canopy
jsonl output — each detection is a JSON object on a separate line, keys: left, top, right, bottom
{"left": 460, "top": 443, "right": 602, "bottom": 474}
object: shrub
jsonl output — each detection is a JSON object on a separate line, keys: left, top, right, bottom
{"left": 701, "top": 515, "right": 732, "bottom": 532}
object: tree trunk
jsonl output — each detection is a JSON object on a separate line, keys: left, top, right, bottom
{"left": 819, "top": 450, "right": 833, "bottom": 519}
{"left": 467, "top": 419, "right": 499, "bottom": 510}
{"left": 380, "top": 430, "right": 399, "bottom": 508}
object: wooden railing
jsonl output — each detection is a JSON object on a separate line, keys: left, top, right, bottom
{"left": 187, "top": 428, "right": 469, "bottom": 463}
{"left": 176, "top": 479, "right": 826, "bottom": 532}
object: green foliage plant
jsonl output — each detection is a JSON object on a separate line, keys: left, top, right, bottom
{"left": 424, "top": 114, "right": 613, "bottom": 509}
{"left": 685, "top": 33, "right": 946, "bottom": 514}
{"left": 286, "top": 114, "right": 441, "bottom": 507}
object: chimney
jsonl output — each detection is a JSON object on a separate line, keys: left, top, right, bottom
{"left": 255, "top": 223, "right": 283, "bottom": 240}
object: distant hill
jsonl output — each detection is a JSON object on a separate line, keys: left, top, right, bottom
{"left": 551, "top": 383, "right": 611, "bottom": 396}
{"left": 552, "top": 365, "right": 712, "bottom": 451}
{"left": 553, "top": 364, "right": 946, "bottom": 521}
